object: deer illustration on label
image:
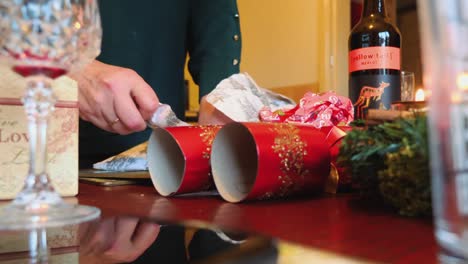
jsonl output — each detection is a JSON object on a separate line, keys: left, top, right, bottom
{"left": 354, "top": 81, "right": 389, "bottom": 118}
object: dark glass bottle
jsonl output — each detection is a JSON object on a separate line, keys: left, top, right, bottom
{"left": 348, "top": 0, "right": 401, "bottom": 119}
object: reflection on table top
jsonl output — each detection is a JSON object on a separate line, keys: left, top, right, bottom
{"left": 0, "top": 215, "right": 374, "bottom": 264}
{"left": 0, "top": 216, "right": 271, "bottom": 263}
{"left": 0, "top": 183, "right": 438, "bottom": 263}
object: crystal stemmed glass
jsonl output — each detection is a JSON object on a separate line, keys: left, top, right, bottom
{"left": 0, "top": 0, "right": 102, "bottom": 230}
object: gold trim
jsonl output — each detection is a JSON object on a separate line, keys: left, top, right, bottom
{"left": 198, "top": 126, "right": 221, "bottom": 160}
{"left": 324, "top": 164, "right": 339, "bottom": 194}
{"left": 270, "top": 124, "right": 309, "bottom": 197}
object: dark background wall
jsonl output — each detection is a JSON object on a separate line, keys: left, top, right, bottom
{"left": 397, "top": 0, "right": 423, "bottom": 88}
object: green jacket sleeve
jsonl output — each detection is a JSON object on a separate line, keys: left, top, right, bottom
{"left": 187, "top": 0, "right": 242, "bottom": 98}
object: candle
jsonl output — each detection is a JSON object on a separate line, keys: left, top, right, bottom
{"left": 415, "top": 88, "right": 425, "bottom": 101}
{"left": 457, "top": 73, "right": 468, "bottom": 91}
{"left": 451, "top": 73, "right": 468, "bottom": 103}
{"left": 391, "top": 87, "right": 427, "bottom": 112}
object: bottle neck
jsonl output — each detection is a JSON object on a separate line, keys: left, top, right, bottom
{"left": 362, "top": 0, "right": 387, "bottom": 17}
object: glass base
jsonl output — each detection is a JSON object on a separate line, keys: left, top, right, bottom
{"left": 0, "top": 190, "right": 100, "bottom": 230}
{"left": 436, "top": 227, "right": 468, "bottom": 261}
{"left": 439, "top": 250, "right": 468, "bottom": 264}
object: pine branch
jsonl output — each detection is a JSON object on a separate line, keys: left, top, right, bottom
{"left": 338, "top": 115, "right": 431, "bottom": 216}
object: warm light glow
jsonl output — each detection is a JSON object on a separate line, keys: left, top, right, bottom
{"left": 457, "top": 73, "right": 468, "bottom": 91}
{"left": 74, "top": 22, "right": 82, "bottom": 29}
{"left": 415, "top": 88, "right": 425, "bottom": 101}
{"left": 451, "top": 93, "right": 462, "bottom": 103}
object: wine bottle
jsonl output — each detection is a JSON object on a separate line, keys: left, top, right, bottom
{"left": 348, "top": 0, "right": 401, "bottom": 119}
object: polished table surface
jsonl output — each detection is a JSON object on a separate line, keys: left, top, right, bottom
{"left": 77, "top": 182, "right": 438, "bottom": 263}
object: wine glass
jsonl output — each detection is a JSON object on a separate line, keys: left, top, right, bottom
{"left": 0, "top": 0, "right": 102, "bottom": 230}
{"left": 400, "top": 71, "right": 415, "bottom": 101}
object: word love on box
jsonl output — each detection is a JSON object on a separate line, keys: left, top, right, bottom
{"left": 0, "top": 126, "right": 28, "bottom": 143}
{"left": 0, "top": 67, "right": 78, "bottom": 200}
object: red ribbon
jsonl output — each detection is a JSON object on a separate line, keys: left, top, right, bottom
{"left": 0, "top": 97, "right": 78, "bottom": 108}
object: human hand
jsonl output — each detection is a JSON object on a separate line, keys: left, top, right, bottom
{"left": 72, "top": 60, "right": 159, "bottom": 135}
{"left": 79, "top": 217, "right": 160, "bottom": 263}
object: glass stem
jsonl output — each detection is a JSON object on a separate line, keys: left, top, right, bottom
{"left": 14, "top": 76, "right": 61, "bottom": 207}
{"left": 29, "top": 228, "right": 49, "bottom": 264}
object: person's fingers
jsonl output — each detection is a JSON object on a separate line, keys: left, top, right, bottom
{"left": 78, "top": 220, "right": 100, "bottom": 255}
{"left": 131, "top": 83, "right": 159, "bottom": 121}
{"left": 132, "top": 222, "right": 160, "bottom": 250}
{"left": 103, "top": 220, "right": 160, "bottom": 263}
{"left": 85, "top": 218, "right": 117, "bottom": 256}
{"left": 78, "top": 82, "right": 119, "bottom": 133}
{"left": 102, "top": 218, "right": 143, "bottom": 263}
{"left": 112, "top": 218, "right": 139, "bottom": 246}
{"left": 75, "top": 62, "right": 156, "bottom": 134}
{"left": 96, "top": 92, "right": 117, "bottom": 124}
{"left": 78, "top": 88, "right": 96, "bottom": 122}
{"left": 83, "top": 112, "right": 117, "bottom": 133}
{"left": 99, "top": 98, "right": 132, "bottom": 135}
{"left": 113, "top": 91, "right": 146, "bottom": 132}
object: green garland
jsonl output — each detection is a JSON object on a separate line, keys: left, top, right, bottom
{"left": 337, "top": 116, "right": 431, "bottom": 217}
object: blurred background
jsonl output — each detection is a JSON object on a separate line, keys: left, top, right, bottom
{"left": 184, "top": 0, "right": 421, "bottom": 117}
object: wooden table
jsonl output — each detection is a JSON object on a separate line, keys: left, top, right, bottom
{"left": 77, "top": 183, "right": 438, "bottom": 263}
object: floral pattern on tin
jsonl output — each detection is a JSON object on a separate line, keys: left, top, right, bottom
{"left": 194, "top": 125, "right": 221, "bottom": 191}
{"left": 270, "top": 123, "right": 309, "bottom": 197}
{"left": 199, "top": 126, "right": 221, "bottom": 160}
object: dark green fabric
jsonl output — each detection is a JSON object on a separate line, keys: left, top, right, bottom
{"left": 79, "top": 0, "right": 241, "bottom": 167}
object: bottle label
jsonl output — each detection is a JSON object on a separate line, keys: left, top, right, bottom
{"left": 349, "top": 47, "right": 401, "bottom": 73}
{"left": 349, "top": 74, "right": 401, "bottom": 119}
